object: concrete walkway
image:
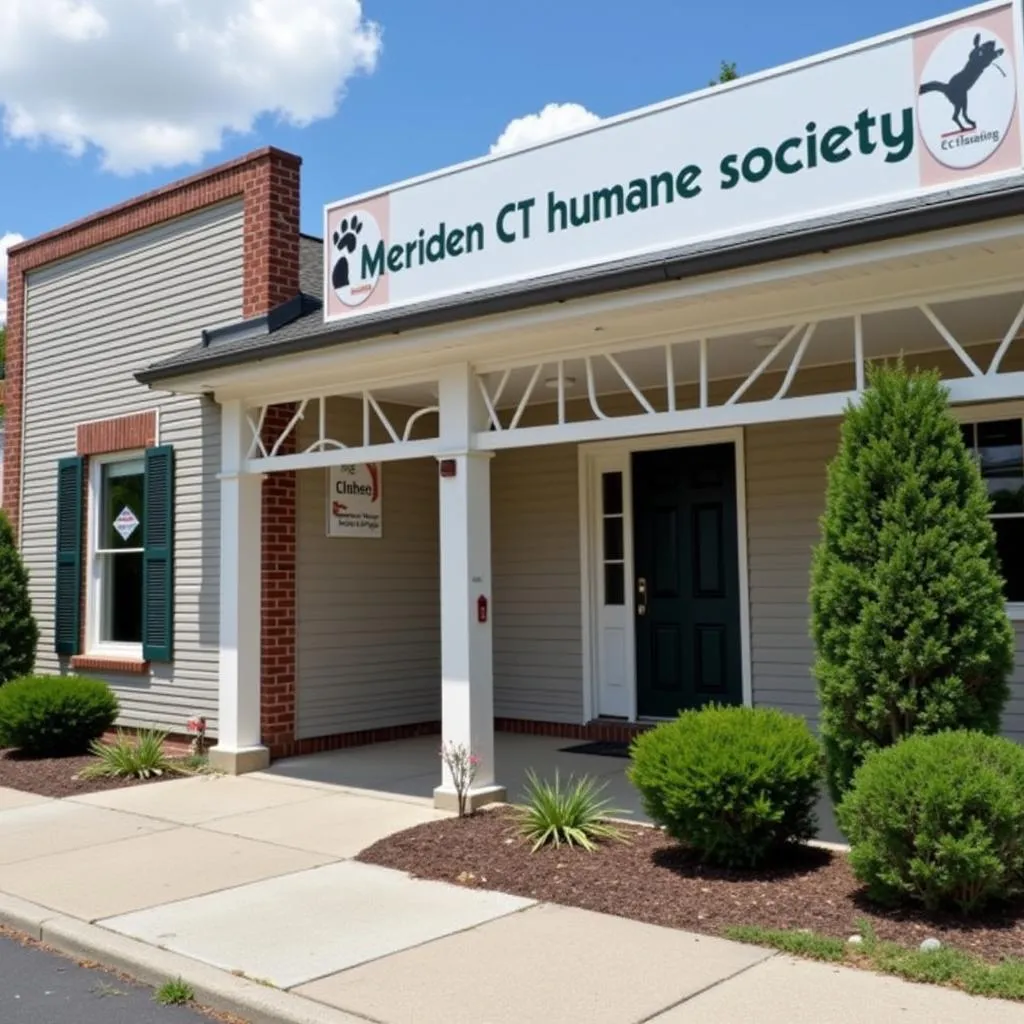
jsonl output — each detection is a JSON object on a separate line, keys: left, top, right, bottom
{"left": 0, "top": 774, "right": 1016, "bottom": 1024}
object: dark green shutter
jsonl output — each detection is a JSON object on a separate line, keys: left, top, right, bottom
{"left": 54, "top": 457, "right": 84, "bottom": 656}
{"left": 143, "top": 446, "right": 175, "bottom": 662}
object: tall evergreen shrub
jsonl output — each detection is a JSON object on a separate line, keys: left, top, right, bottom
{"left": 0, "top": 509, "right": 38, "bottom": 684}
{"left": 811, "top": 364, "right": 1014, "bottom": 799}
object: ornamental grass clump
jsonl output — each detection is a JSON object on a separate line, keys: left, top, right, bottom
{"left": 838, "top": 731, "right": 1024, "bottom": 914}
{"left": 811, "top": 364, "right": 1014, "bottom": 800}
{"left": 81, "top": 728, "right": 178, "bottom": 780}
{"left": 516, "top": 770, "right": 625, "bottom": 852}
{"left": 628, "top": 705, "right": 821, "bottom": 868}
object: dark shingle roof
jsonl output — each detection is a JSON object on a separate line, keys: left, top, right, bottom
{"left": 137, "top": 172, "right": 1024, "bottom": 386}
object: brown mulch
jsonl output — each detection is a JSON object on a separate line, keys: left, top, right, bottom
{"left": 0, "top": 749, "right": 177, "bottom": 798}
{"left": 358, "top": 809, "right": 1024, "bottom": 964}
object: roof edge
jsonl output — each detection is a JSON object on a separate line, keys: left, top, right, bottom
{"left": 136, "top": 177, "right": 1024, "bottom": 387}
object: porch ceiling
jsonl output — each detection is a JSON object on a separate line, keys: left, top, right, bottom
{"left": 197, "top": 216, "right": 1024, "bottom": 407}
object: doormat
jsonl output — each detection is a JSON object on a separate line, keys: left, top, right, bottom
{"left": 559, "top": 740, "right": 631, "bottom": 758}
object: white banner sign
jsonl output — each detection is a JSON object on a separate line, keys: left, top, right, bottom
{"left": 325, "top": 1, "right": 1023, "bottom": 324}
{"left": 327, "top": 464, "right": 382, "bottom": 538}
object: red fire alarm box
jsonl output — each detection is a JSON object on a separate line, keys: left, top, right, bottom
{"left": 477, "top": 595, "right": 488, "bottom": 623}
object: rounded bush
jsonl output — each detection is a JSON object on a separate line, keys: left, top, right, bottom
{"left": 628, "top": 705, "right": 822, "bottom": 868}
{"left": 0, "top": 675, "right": 119, "bottom": 757}
{"left": 838, "top": 731, "right": 1024, "bottom": 914}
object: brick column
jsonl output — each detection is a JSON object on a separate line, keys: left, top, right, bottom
{"left": 260, "top": 404, "right": 297, "bottom": 757}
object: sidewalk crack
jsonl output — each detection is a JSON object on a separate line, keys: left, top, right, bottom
{"left": 633, "top": 950, "right": 778, "bottom": 1023}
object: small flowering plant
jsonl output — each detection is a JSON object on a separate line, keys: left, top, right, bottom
{"left": 186, "top": 715, "right": 208, "bottom": 758}
{"left": 440, "top": 741, "right": 481, "bottom": 818}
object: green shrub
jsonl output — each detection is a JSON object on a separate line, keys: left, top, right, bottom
{"left": 628, "top": 705, "right": 821, "bottom": 868}
{"left": 0, "top": 510, "right": 38, "bottom": 685}
{"left": 81, "top": 728, "right": 176, "bottom": 779}
{"left": 838, "top": 731, "right": 1024, "bottom": 913}
{"left": 0, "top": 675, "right": 119, "bottom": 756}
{"left": 516, "top": 770, "right": 625, "bottom": 852}
{"left": 811, "top": 364, "right": 1014, "bottom": 800}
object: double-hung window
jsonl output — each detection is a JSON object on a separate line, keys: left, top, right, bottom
{"left": 54, "top": 445, "right": 175, "bottom": 661}
{"left": 93, "top": 454, "right": 146, "bottom": 650}
{"left": 960, "top": 417, "right": 1024, "bottom": 610}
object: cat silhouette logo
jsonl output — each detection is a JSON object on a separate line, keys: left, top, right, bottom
{"left": 330, "top": 208, "right": 383, "bottom": 307}
{"left": 917, "top": 25, "right": 1016, "bottom": 170}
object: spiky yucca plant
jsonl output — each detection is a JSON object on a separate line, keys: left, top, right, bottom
{"left": 516, "top": 770, "right": 626, "bottom": 852}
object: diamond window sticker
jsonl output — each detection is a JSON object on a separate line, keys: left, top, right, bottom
{"left": 113, "top": 506, "right": 141, "bottom": 543}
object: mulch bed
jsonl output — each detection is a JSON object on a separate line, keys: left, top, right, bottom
{"left": 0, "top": 749, "right": 178, "bottom": 798}
{"left": 358, "top": 808, "right": 1024, "bottom": 965}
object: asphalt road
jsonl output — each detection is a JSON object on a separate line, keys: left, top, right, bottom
{"left": 0, "top": 931, "right": 228, "bottom": 1024}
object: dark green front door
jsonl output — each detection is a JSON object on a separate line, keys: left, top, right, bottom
{"left": 632, "top": 443, "right": 742, "bottom": 718}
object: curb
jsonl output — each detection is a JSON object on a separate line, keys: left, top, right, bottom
{"left": 0, "top": 894, "right": 366, "bottom": 1024}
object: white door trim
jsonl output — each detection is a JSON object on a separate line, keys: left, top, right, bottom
{"left": 578, "top": 427, "right": 752, "bottom": 723}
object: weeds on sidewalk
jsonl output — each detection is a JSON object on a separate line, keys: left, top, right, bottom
{"left": 726, "top": 921, "right": 1024, "bottom": 1000}
{"left": 154, "top": 978, "right": 194, "bottom": 1005}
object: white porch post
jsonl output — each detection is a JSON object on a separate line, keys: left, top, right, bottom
{"left": 435, "top": 363, "right": 505, "bottom": 811}
{"left": 209, "top": 398, "right": 269, "bottom": 774}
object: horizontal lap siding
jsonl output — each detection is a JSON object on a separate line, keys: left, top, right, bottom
{"left": 745, "top": 420, "right": 838, "bottom": 730}
{"left": 492, "top": 444, "right": 583, "bottom": 723}
{"left": 295, "top": 399, "right": 440, "bottom": 739}
{"left": 21, "top": 203, "right": 243, "bottom": 731}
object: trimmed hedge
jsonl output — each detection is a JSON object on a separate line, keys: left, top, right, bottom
{"left": 628, "top": 705, "right": 822, "bottom": 868}
{"left": 0, "top": 675, "right": 119, "bottom": 757}
{"left": 838, "top": 731, "right": 1024, "bottom": 913}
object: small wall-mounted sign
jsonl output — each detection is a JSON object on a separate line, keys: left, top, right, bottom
{"left": 327, "top": 464, "right": 382, "bottom": 539}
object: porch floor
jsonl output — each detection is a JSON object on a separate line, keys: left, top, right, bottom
{"left": 261, "top": 733, "right": 844, "bottom": 843}
{"left": 263, "top": 733, "right": 649, "bottom": 821}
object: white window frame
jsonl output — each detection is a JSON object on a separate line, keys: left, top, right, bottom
{"left": 952, "top": 401, "right": 1024, "bottom": 621}
{"left": 86, "top": 451, "right": 146, "bottom": 658}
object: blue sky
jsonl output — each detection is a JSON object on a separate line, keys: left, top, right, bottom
{"left": 0, "top": 0, "right": 976, "bottom": 314}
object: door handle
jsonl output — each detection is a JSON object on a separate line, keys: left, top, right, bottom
{"left": 637, "top": 577, "right": 647, "bottom": 617}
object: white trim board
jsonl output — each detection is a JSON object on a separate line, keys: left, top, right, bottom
{"left": 577, "top": 427, "right": 752, "bottom": 723}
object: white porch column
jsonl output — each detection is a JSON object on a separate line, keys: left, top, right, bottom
{"left": 435, "top": 364, "right": 505, "bottom": 811}
{"left": 209, "top": 398, "right": 269, "bottom": 775}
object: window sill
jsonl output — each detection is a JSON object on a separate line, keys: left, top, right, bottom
{"left": 1007, "top": 604, "right": 1024, "bottom": 622}
{"left": 71, "top": 655, "right": 150, "bottom": 675}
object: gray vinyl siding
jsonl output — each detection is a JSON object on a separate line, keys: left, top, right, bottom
{"left": 295, "top": 399, "right": 440, "bottom": 739}
{"left": 19, "top": 202, "right": 243, "bottom": 731}
{"left": 744, "top": 420, "right": 837, "bottom": 729}
{"left": 492, "top": 444, "right": 583, "bottom": 723}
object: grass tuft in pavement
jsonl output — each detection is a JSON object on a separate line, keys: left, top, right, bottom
{"left": 725, "top": 921, "right": 1024, "bottom": 1001}
{"left": 154, "top": 978, "right": 195, "bottom": 1006}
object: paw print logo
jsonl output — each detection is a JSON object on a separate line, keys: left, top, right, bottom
{"left": 331, "top": 215, "right": 363, "bottom": 290}
{"left": 328, "top": 207, "right": 384, "bottom": 309}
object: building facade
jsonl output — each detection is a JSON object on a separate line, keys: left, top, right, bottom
{"left": 3, "top": 2, "right": 1024, "bottom": 807}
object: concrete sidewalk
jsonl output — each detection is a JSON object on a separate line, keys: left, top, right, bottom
{"left": 0, "top": 775, "right": 1017, "bottom": 1024}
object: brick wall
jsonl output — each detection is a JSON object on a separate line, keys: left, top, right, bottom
{"left": 260, "top": 405, "right": 297, "bottom": 756}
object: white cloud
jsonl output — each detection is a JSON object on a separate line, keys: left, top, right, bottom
{"left": 0, "top": 0, "right": 381, "bottom": 174}
{"left": 490, "top": 102, "right": 599, "bottom": 155}
{"left": 0, "top": 232, "right": 24, "bottom": 325}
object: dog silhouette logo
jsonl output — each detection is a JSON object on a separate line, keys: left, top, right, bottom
{"left": 330, "top": 208, "right": 384, "bottom": 307}
{"left": 917, "top": 26, "right": 1016, "bottom": 170}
